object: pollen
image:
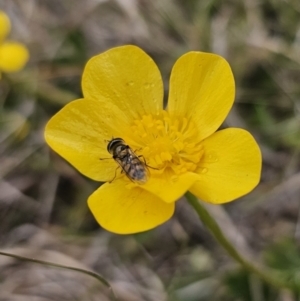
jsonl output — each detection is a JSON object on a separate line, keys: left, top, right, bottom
{"left": 129, "top": 111, "right": 204, "bottom": 175}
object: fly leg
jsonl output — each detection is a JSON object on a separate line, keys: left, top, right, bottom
{"left": 138, "top": 155, "right": 159, "bottom": 170}
{"left": 109, "top": 166, "right": 120, "bottom": 183}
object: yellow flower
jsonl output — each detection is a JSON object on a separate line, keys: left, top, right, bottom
{"left": 0, "top": 10, "right": 29, "bottom": 75}
{"left": 45, "top": 45, "right": 262, "bottom": 234}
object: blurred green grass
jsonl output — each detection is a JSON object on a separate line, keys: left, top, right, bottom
{"left": 0, "top": 0, "right": 300, "bottom": 300}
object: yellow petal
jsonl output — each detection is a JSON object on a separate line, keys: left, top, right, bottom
{"left": 0, "top": 11, "right": 10, "bottom": 42}
{"left": 82, "top": 45, "right": 163, "bottom": 120}
{"left": 0, "top": 42, "right": 29, "bottom": 72}
{"left": 189, "top": 128, "right": 261, "bottom": 204}
{"left": 168, "top": 52, "right": 235, "bottom": 141}
{"left": 88, "top": 180, "right": 175, "bottom": 234}
{"left": 139, "top": 171, "right": 199, "bottom": 203}
{"left": 44, "top": 98, "right": 130, "bottom": 182}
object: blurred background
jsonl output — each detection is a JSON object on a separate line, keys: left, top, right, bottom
{"left": 1, "top": 0, "right": 300, "bottom": 300}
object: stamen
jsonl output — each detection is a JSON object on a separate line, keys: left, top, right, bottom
{"left": 128, "top": 110, "right": 203, "bottom": 175}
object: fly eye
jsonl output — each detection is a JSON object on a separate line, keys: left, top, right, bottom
{"left": 120, "top": 145, "right": 127, "bottom": 151}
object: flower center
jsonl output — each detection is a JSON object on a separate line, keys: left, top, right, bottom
{"left": 129, "top": 110, "right": 204, "bottom": 175}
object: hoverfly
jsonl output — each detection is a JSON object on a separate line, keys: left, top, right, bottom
{"left": 105, "top": 138, "right": 149, "bottom": 184}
